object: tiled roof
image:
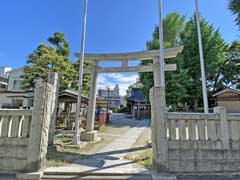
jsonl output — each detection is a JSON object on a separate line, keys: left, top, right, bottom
{"left": 59, "top": 89, "right": 89, "bottom": 100}
{"left": 213, "top": 88, "right": 240, "bottom": 97}
{"left": 128, "top": 88, "right": 146, "bottom": 103}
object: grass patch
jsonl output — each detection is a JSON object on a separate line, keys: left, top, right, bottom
{"left": 54, "top": 135, "right": 72, "bottom": 144}
{"left": 47, "top": 146, "right": 90, "bottom": 167}
{"left": 125, "top": 149, "right": 152, "bottom": 169}
{"left": 47, "top": 160, "right": 67, "bottom": 167}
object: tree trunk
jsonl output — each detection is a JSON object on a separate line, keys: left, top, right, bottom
{"left": 193, "top": 97, "right": 198, "bottom": 112}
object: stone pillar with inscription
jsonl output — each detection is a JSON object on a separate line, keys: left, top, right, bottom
{"left": 48, "top": 72, "right": 60, "bottom": 146}
{"left": 27, "top": 81, "right": 54, "bottom": 172}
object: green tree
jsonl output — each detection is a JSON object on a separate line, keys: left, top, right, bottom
{"left": 229, "top": 0, "right": 240, "bottom": 28}
{"left": 180, "top": 17, "right": 227, "bottom": 111}
{"left": 147, "top": 13, "right": 186, "bottom": 49}
{"left": 70, "top": 61, "right": 92, "bottom": 96}
{"left": 48, "top": 32, "right": 70, "bottom": 57}
{"left": 140, "top": 14, "right": 230, "bottom": 111}
{"left": 139, "top": 13, "right": 188, "bottom": 108}
{"left": 213, "top": 40, "right": 240, "bottom": 91}
{"left": 22, "top": 32, "right": 74, "bottom": 90}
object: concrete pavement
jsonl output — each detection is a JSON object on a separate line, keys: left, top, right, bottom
{"left": 44, "top": 114, "right": 152, "bottom": 178}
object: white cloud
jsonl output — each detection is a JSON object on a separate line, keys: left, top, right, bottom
{"left": 97, "top": 74, "right": 108, "bottom": 85}
{"left": 97, "top": 73, "right": 138, "bottom": 96}
{"left": 110, "top": 73, "right": 138, "bottom": 83}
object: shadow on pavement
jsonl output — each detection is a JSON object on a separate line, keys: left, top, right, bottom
{"left": 48, "top": 145, "right": 150, "bottom": 168}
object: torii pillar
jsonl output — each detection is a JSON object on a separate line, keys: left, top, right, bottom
{"left": 151, "top": 58, "right": 169, "bottom": 173}
{"left": 81, "top": 62, "right": 98, "bottom": 142}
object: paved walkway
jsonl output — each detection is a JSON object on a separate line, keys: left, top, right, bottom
{"left": 45, "top": 114, "right": 151, "bottom": 175}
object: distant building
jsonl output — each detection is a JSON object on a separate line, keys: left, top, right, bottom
{"left": 127, "top": 87, "right": 151, "bottom": 119}
{"left": 0, "top": 67, "right": 12, "bottom": 77}
{"left": 0, "top": 67, "right": 11, "bottom": 91}
{"left": 0, "top": 75, "right": 8, "bottom": 92}
{"left": 213, "top": 88, "right": 240, "bottom": 113}
{"left": 0, "top": 67, "right": 34, "bottom": 109}
{"left": 0, "top": 67, "right": 109, "bottom": 129}
{"left": 98, "top": 84, "right": 122, "bottom": 110}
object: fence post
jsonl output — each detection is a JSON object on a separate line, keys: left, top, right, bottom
{"left": 150, "top": 87, "right": 169, "bottom": 173}
{"left": 48, "top": 72, "right": 60, "bottom": 146}
{"left": 27, "top": 81, "right": 54, "bottom": 172}
{"left": 214, "top": 107, "right": 229, "bottom": 149}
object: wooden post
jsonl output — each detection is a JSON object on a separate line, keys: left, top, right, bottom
{"left": 132, "top": 103, "right": 136, "bottom": 118}
{"left": 137, "top": 101, "right": 140, "bottom": 119}
{"left": 27, "top": 81, "right": 53, "bottom": 172}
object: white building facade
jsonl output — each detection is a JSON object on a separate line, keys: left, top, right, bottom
{"left": 0, "top": 67, "right": 33, "bottom": 109}
{"left": 98, "top": 84, "right": 122, "bottom": 110}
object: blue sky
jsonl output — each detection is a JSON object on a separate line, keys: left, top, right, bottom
{"left": 0, "top": 0, "right": 239, "bottom": 95}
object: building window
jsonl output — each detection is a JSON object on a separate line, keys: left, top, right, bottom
{"left": 13, "top": 80, "right": 22, "bottom": 90}
{"left": 0, "top": 84, "right": 7, "bottom": 89}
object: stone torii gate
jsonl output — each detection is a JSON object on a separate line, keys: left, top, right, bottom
{"left": 76, "top": 46, "right": 183, "bottom": 142}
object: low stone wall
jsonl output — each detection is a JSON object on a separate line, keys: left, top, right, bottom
{"left": 166, "top": 107, "right": 240, "bottom": 173}
{"left": 0, "top": 81, "right": 54, "bottom": 173}
{"left": 169, "top": 148, "right": 240, "bottom": 173}
{"left": 0, "top": 110, "right": 32, "bottom": 172}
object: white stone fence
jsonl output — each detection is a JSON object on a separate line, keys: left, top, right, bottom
{"left": 0, "top": 109, "right": 32, "bottom": 138}
{"left": 165, "top": 107, "right": 240, "bottom": 173}
{"left": 0, "top": 109, "right": 32, "bottom": 172}
{"left": 166, "top": 108, "right": 240, "bottom": 148}
{"left": 0, "top": 80, "right": 55, "bottom": 173}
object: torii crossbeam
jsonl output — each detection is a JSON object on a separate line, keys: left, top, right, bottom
{"left": 76, "top": 47, "right": 183, "bottom": 73}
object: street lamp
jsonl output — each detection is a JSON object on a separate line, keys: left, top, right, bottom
{"left": 73, "top": 0, "right": 89, "bottom": 145}
{"left": 195, "top": 0, "right": 209, "bottom": 113}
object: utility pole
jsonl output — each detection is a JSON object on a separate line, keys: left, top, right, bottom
{"left": 195, "top": 0, "right": 209, "bottom": 113}
{"left": 157, "top": 0, "right": 165, "bottom": 88}
{"left": 73, "top": 0, "right": 89, "bottom": 145}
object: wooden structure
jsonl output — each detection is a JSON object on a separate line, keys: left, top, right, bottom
{"left": 127, "top": 88, "right": 151, "bottom": 119}
{"left": 57, "top": 90, "right": 108, "bottom": 130}
{"left": 213, "top": 88, "right": 240, "bottom": 113}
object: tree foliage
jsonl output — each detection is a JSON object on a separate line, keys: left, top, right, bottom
{"left": 180, "top": 17, "right": 227, "bottom": 110}
{"left": 229, "top": 0, "right": 240, "bottom": 29}
{"left": 22, "top": 32, "right": 91, "bottom": 96}
{"left": 22, "top": 36, "right": 72, "bottom": 90}
{"left": 139, "top": 13, "right": 240, "bottom": 111}
{"left": 214, "top": 40, "right": 240, "bottom": 90}
{"left": 70, "top": 60, "right": 92, "bottom": 96}
{"left": 139, "top": 13, "right": 187, "bottom": 107}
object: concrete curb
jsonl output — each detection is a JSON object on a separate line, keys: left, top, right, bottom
{"left": 44, "top": 166, "right": 151, "bottom": 176}
{"left": 16, "top": 171, "right": 43, "bottom": 180}
{"left": 151, "top": 173, "right": 177, "bottom": 180}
